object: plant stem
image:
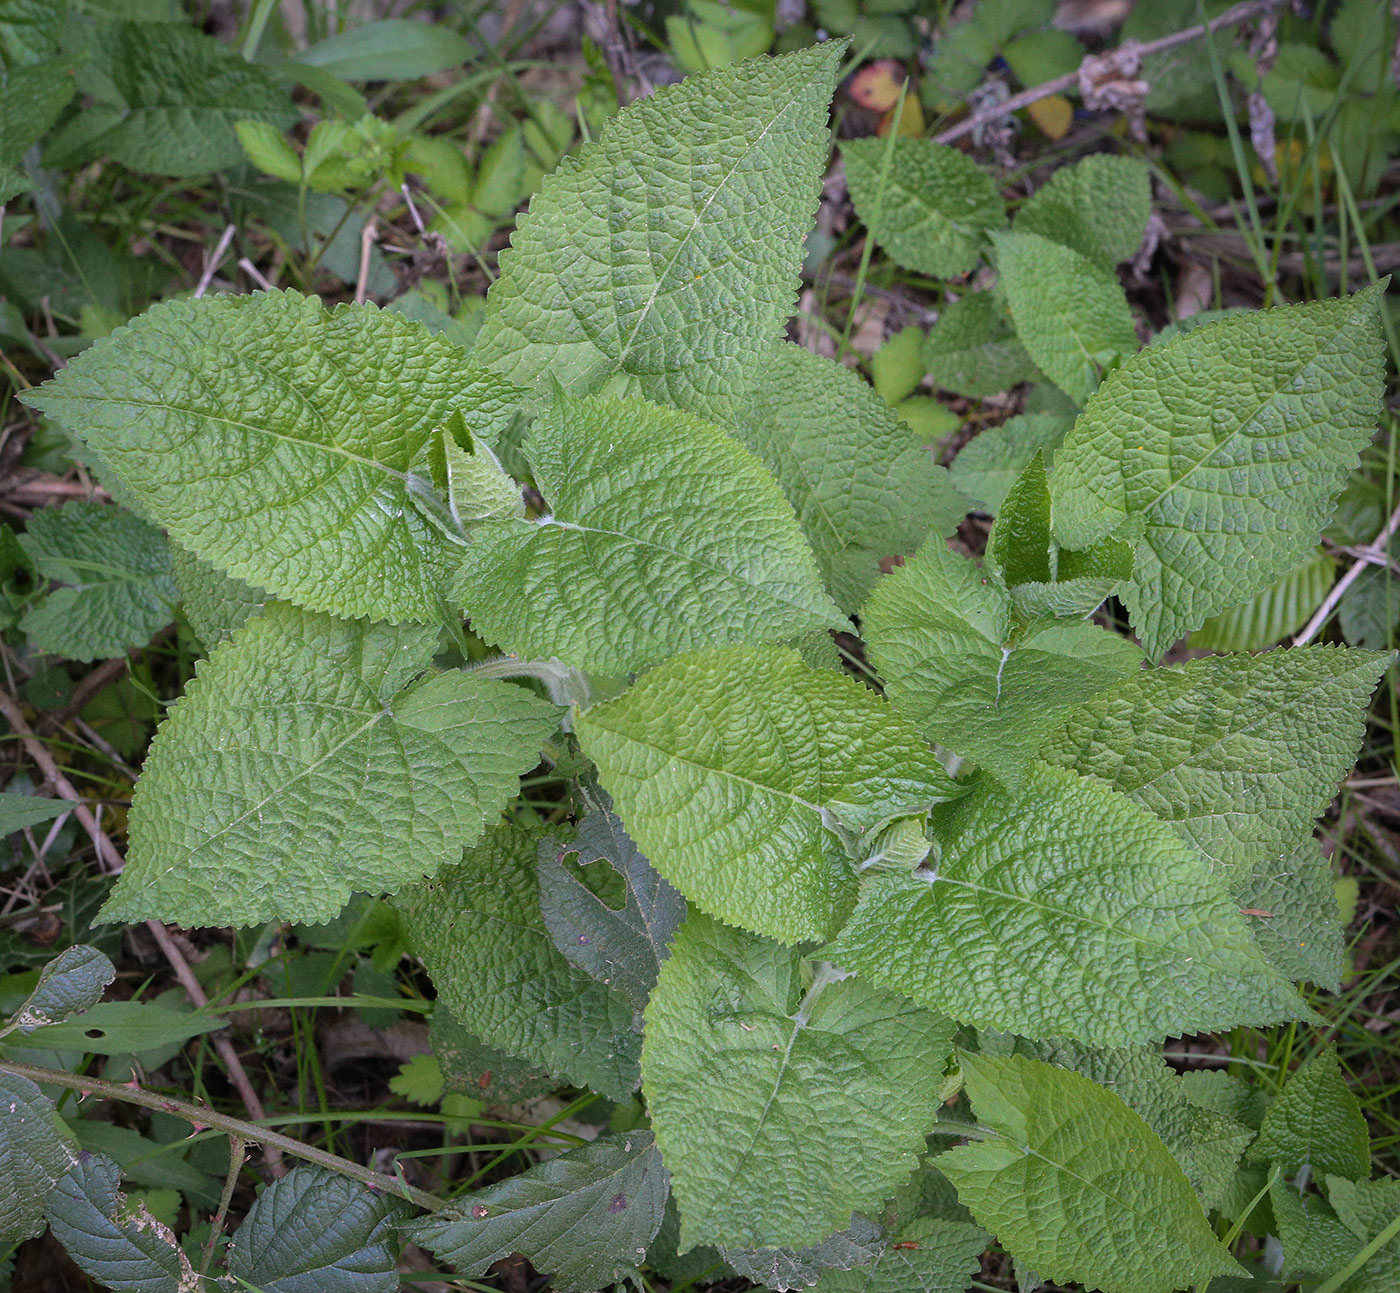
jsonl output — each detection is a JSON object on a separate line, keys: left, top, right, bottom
{"left": 0, "top": 1058, "right": 449, "bottom": 1214}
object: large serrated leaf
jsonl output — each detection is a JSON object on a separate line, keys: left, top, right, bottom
{"left": 395, "top": 824, "right": 641, "bottom": 1100}
{"left": 430, "top": 1008, "right": 555, "bottom": 1104}
{"left": 992, "top": 230, "right": 1138, "bottom": 405}
{"left": 1040, "top": 646, "right": 1391, "bottom": 885}
{"left": 6, "top": 945, "right": 114, "bottom": 1035}
{"left": 736, "top": 343, "right": 969, "bottom": 612}
{"left": 0, "top": 1070, "right": 75, "bottom": 1242}
{"left": 1250, "top": 1047, "right": 1370, "bottom": 1183}
{"left": 473, "top": 43, "right": 843, "bottom": 425}
{"left": 941, "top": 1053, "right": 1244, "bottom": 1293}
{"left": 842, "top": 137, "right": 1005, "bottom": 278}
{"left": 23, "top": 291, "right": 523, "bottom": 624}
{"left": 1050, "top": 288, "right": 1386, "bottom": 657}
{"left": 409, "top": 1131, "right": 667, "bottom": 1293}
{"left": 102, "top": 603, "right": 559, "bottom": 928}
{"left": 1012, "top": 154, "right": 1150, "bottom": 267}
{"left": 169, "top": 545, "right": 266, "bottom": 652}
{"left": 226, "top": 1164, "right": 408, "bottom": 1293}
{"left": 576, "top": 644, "right": 961, "bottom": 944}
{"left": 1241, "top": 844, "right": 1346, "bottom": 990}
{"left": 643, "top": 914, "right": 953, "bottom": 1250}
{"left": 1189, "top": 548, "right": 1336, "bottom": 652}
{"left": 815, "top": 1216, "right": 988, "bottom": 1293}
{"left": 826, "top": 762, "right": 1310, "bottom": 1045}
{"left": 458, "top": 393, "right": 842, "bottom": 674}
{"left": 861, "top": 536, "right": 1141, "bottom": 785}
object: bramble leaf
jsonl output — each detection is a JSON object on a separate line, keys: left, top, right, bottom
{"left": 6, "top": 945, "right": 114, "bottom": 1035}
{"left": 644, "top": 914, "right": 952, "bottom": 1249}
{"left": 101, "top": 603, "right": 560, "bottom": 927}
{"left": 0, "top": 1071, "right": 75, "bottom": 1242}
{"left": 576, "top": 645, "right": 961, "bottom": 943}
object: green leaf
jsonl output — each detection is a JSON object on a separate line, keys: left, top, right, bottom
{"left": 825, "top": 762, "right": 1310, "bottom": 1045}
{"left": 1040, "top": 646, "right": 1391, "bottom": 885}
{"left": 226, "top": 1164, "right": 408, "bottom": 1293}
{"left": 920, "top": 292, "right": 1039, "bottom": 399}
{"left": 0, "top": 792, "right": 70, "bottom": 836}
{"left": 947, "top": 413, "right": 1071, "bottom": 514}
{"left": 993, "top": 230, "right": 1138, "bottom": 405}
{"left": 457, "top": 394, "right": 842, "bottom": 674}
{"left": 1240, "top": 844, "right": 1347, "bottom": 990}
{"left": 538, "top": 803, "right": 686, "bottom": 1011}
{"left": 409, "top": 1131, "right": 667, "bottom": 1293}
{"left": 45, "top": 1152, "right": 196, "bottom": 1292}
{"left": 842, "top": 137, "right": 1005, "bottom": 278}
{"left": 18, "top": 1000, "right": 226, "bottom": 1055}
{"left": 23, "top": 291, "right": 524, "bottom": 624}
{"left": 941, "top": 1053, "right": 1244, "bottom": 1293}
{"left": 860, "top": 536, "right": 1142, "bottom": 785}
{"left": 1189, "top": 548, "right": 1336, "bottom": 652}
{"left": 473, "top": 43, "right": 844, "bottom": 426}
{"left": 0, "top": 0, "right": 63, "bottom": 68}
{"left": 1270, "top": 1182, "right": 1359, "bottom": 1283}
{"left": 871, "top": 326, "right": 925, "bottom": 406}
{"left": 1013, "top": 155, "right": 1151, "bottom": 267}
{"left": 6, "top": 945, "right": 114, "bottom": 1035}
{"left": 101, "top": 603, "right": 559, "bottom": 928}
{"left": 1250, "top": 1047, "right": 1370, "bottom": 1183}
{"left": 292, "top": 19, "right": 474, "bottom": 81}
{"left": 0, "top": 1070, "right": 74, "bottom": 1242}
{"left": 721, "top": 1215, "right": 886, "bottom": 1291}
{"left": 1049, "top": 288, "right": 1387, "bottom": 657}
{"left": 169, "top": 545, "right": 266, "bottom": 653}
{"left": 985, "top": 452, "right": 1053, "bottom": 586}
{"left": 575, "top": 644, "right": 962, "bottom": 944}
{"left": 430, "top": 1008, "right": 555, "bottom": 1104}
{"left": 394, "top": 824, "right": 641, "bottom": 1100}
{"left": 1324, "top": 1176, "right": 1400, "bottom": 1292}
{"left": 815, "top": 1216, "right": 989, "bottom": 1293}
{"left": 643, "top": 913, "right": 953, "bottom": 1249}
{"left": 0, "top": 56, "right": 74, "bottom": 167}
{"left": 19, "top": 501, "right": 176, "bottom": 661}
{"left": 736, "top": 343, "right": 970, "bottom": 612}
{"left": 81, "top": 23, "right": 296, "bottom": 177}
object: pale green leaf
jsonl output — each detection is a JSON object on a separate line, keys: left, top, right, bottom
{"left": 7, "top": 945, "right": 114, "bottom": 1035}
{"left": 575, "top": 644, "right": 961, "bottom": 944}
{"left": 1240, "top": 844, "right": 1347, "bottom": 990}
{"left": 394, "top": 824, "right": 641, "bottom": 1100}
{"left": 1189, "top": 548, "right": 1336, "bottom": 652}
{"left": 947, "top": 413, "right": 1072, "bottom": 513}
{"left": 721, "top": 1215, "right": 885, "bottom": 1292}
{"left": 644, "top": 913, "right": 953, "bottom": 1249}
{"left": 473, "top": 43, "right": 844, "bottom": 425}
{"left": 457, "top": 394, "right": 842, "bottom": 674}
{"left": 842, "top": 137, "right": 1005, "bottom": 278}
{"left": 860, "top": 537, "right": 1142, "bottom": 785}
{"left": 102, "top": 603, "right": 560, "bottom": 927}
{"left": 19, "top": 501, "right": 176, "bottom": 662}
{"left": 409, "top": 1131, "right": 667, "bottom": 1293}
{"left": 45, "top": 1153, "right": 196, "bottom": 1292}
{"left": 1041, "top": 646, "right": 1391, "bottom": 885}
{"left": 1013, "top": 154, "right": 1151, "bottom": 267}
{"left": 0, "top": 1070, "right": 74, "bottom": 1242}
{"left": 736, "top": 343, "right": 970, "bottom": 611}
{"left": 1250, "top": 1047, "right": 1370, "bottom": 1183}
{"left": 941, "top": 1053, "right": 1244, "bottom": 1293}
{"left": 1050, "top": 288, "right": 1386, "bottom": 657}
{"left": 23, "top": 291, "right": 523, "bottom": 624}
{"left": 815, "top": 1217, "right": 988, "bottom": 1293}
{"left": 825, "top": 762, "right": 1310, "bottom": 1045}
{"left": 19, "top": 1000, "right": 226, "bottom": 1055}
{"left": 169, "top": 545, "right": 266, "bottom": 653}
{"left": 920, "top": 293, "right": 1038, "bottom": 399}
{"left": 226, "top": 1164, "right": 408, "bottom": 1293}
{"left": 993, "top": 230, "right": 1138, "bottom": 405}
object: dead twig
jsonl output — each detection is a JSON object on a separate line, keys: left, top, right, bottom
{"left": 193, "top": 223, "right": 237, "bottom": 299}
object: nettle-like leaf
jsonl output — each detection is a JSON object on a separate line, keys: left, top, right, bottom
{"left": 169, "top": 545, "right": 266, "bottom": 653}
{"left": 6, "top": 945, "right": 114, "bottom": 1035}
{"left": 992, "top": 230, "right": 1138, "bottom": 405}
{"left": 19, "top": 501, "right": 177, "bottom": 661}
{"left": 23, "top": 291, "right": 524, "bottom": 624}
{"left": 736, "top": 343, "right": 970, "bottom": 612}
{"left": 472, "top": 42, "right": 843, "bottom": 425}
{"left": 920, "top": 292, "right": 1039, "bottom": 399}
{"left": 947, "top": 412, "right": 1072, "bottom": 514}
{"left": 538, "top": 804, "right": 686, "bottom": 1011}
{"left": 644, "top": 913, "right": 953, "bottom": 1250}
{"left": 941, "top": 1053, "right": 1244, "bottom": 1293}
{"left": 458, "top": 394, "right": 842, "bottom": 674}
{"left": 1189, "top": 547, "right": 1336, "bottom": 652}
{"left": 1041, "top": 646, "right": 1390, "bottom": 886}
{"left": 394, "top": 824, "right": 641, "bottom": 1100}
{"left": 826, "top": 762, "right": 1309, "bottom": 1045}
{"left": 1325, "top": 1175, "right": 1400, "bottom": 1291}
{"left": 720, "top": 1215, "right": 886, "bottom": 1291}
{"left": 861, "top": 535, "right": 1141, "bottom": 785}
{"left": 816, "top": 1217, "right": 989, "bottom": 1293}
{"left": 1050, "top": 287, "right": 1387, "bottom": 657}
{"left": 1250, "top": 1046, "right": 1370, "bottom": 1183}
{"left": 410, "top": 1131, "right": 667, "bottom": 1293}
{"left": 0, "top": 1070, "right": 75, "bottom": 1242}
{"left": 1241, "top": 844, "right": 1346, "bottom": 989}
{"left": 45, "top": 1152, "right": 197, "bottom": 1293}
{"left": 102, "top": 603, "right": 559, "bottom": 927}
{"left": 842, "top": 137, "right": 1006, "bottom": 278}
{"left": 226, "top": 1164, "right": 408, "bottom": 1293}
{"left": 575, "top": 644, "right": 961, "bottom": 944}
{"left": 1012, "top": 154, "right": 1151, "bottom": 267}
{"left": 0, "top": 56, "right": 73, "bottom": 167}
{"left": 1270, "top": 1181, "right": 1360, "bottom": 1285}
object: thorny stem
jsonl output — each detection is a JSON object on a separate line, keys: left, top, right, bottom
{"left": 200, "top": 1136, "right": 246, "bottom": 1278}
{"left": 0, "top": 1058, "right": 449, "bottom": 1214}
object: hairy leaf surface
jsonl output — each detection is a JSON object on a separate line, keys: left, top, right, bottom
{"left": 1012, "top": 154, "right": 1150, "bottom": 267}
{"left": 169, "top": 545, "right": 266, "bottom": 652}
{"left": 1325, "top": 1176, "right": 1400, "bottom": 1292}
{"left": 103, "top": 604, "right": 559, "bottom": 927}
{"left": 576, "top": 645, "right": 961, "bottom": 943}
{"left": 1241, "top": 844, "right": 1346, "bottom": 989}
{"left": 1250, "top": 1047, "right": 1370, "bottom": 1183}
{"left": 920, "top": 292, "right": 1038, "bottom": 399}
{"left": 1189, "top": 548, "right": 1335, "bottom": 651}
{"left": 947, "top": 413, "right": 1071, "bottom": 513}
{"left": 815, "top": 1217, "right": 989, "bottom": 1293}
{"left": 643, "top": 914, "right": 952, "bottom": 1249}
{"left": 720, "top": 1215, "right": 885, "bottom": 1291}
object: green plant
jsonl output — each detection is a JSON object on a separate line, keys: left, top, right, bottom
{"left": 3, "top": 37, "right": 1399, "bottom": 1293}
